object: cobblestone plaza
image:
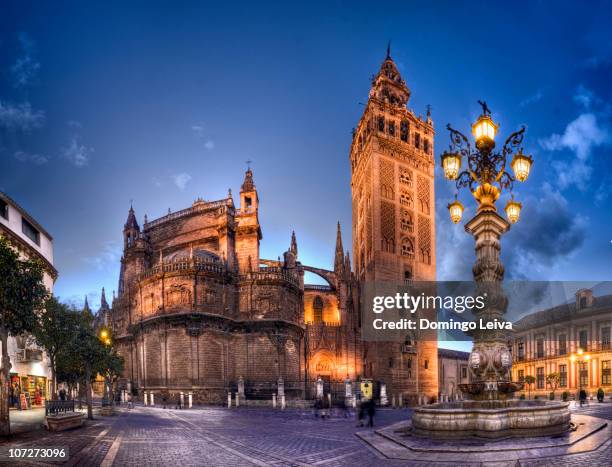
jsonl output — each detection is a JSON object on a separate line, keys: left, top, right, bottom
{"left": 1, "top": 403, "right": 611, "bottom": 466}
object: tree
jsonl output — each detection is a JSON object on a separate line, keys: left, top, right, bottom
{"left": 524, "top": 375, "right": 536, "bottom": 400}
{"left": 0, "top": 237, "right": 48, "bottom": 436}
{"left": 546, "top": 372, "right": 560, "bottom": 399}
{"left": 99, "top": 347, "right": 124, "bottom": 407}
{"left": 31, "top": 298, "right": 79, "bottom": 400}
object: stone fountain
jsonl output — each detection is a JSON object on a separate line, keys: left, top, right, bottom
{"left": 411, "top": 204, "right": 570, "bottom": 438}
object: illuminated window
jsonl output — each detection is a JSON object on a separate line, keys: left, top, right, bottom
{"left": 518, "top": 369, "right": 524, "bottom": 382}
{"left": 536, "top": 367, "right": 545, "bottom": 389}
{"left": 559, "top": 364, "right": 567, "bottom": 387}
{"left": 313, "top": 296, "right": 323, "bottom": 323}
{"left": 579, "top": 362, "right": 589, "bottom": 387}
{"left": 602, "top": 361, "right": 611, "bottom": 385}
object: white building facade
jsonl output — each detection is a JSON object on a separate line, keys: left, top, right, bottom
{"left": 0, "top": 192, "right": 56, "bottom": 407}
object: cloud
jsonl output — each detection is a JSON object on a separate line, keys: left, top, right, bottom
{"left": 573, "top": 85, "right": 598, "bottom": 109}
{"left": 83, "top": 241, "right": 122, "bottom": 272}
{"left": 10, "top": 32, "right": 40, "bottom": 88}
{"left": 191, "top": 123, "right": 215, "bottom": 150}
{"left": 13, "top": 150, "right": 48, "bottom": 165}
{"left": 519, "top": 90, "right": 543, "bottom": 107}
{"left": 435, "top": 172, "right": 475, "bottom": 281}
{"left": 173, "top": 172, "right": 192, "bottom": 190}
{"left": 67, "top": 120, "right": 82, "bottom": 129}
{"left": 503, "top": 184, "right": 587, "bottom": 279}
{"left": 62, "top": 135, "right": 93, "bottom": 167}
{"left": 0, "top": 101, "right": 45, "bottom": 132}
{"left": 539, "top": 113, "right": 609, "bottom": 189}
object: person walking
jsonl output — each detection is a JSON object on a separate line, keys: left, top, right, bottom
{"left": 367, "top": 399, "right": 376, "bottom": 428}
{"left": 162, "top": 392, "right": 168, "bottom": 409}
{"left": 175, "top": 392, "right": 182, "bottom": 410}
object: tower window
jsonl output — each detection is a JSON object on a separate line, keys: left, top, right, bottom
{"left": 401, "top": 238, "right": 414, "bottom": 258}
{"left": 381, "top": 185, "right": 394, "bottom": 200}
{"left": 388, "top": 121, "right": 395, "bottom": 136}
{"left": 423, "top": 139, "right": 430, "bottom": 154}
{"left": 400, "top": 120, "right": 409, "bottom": 142}
{"left": 420, "top": 248, "right": 431, "bottom": 265}
{"left": 382, "top": 237, "right": 395, "bottom": 253}
{"left": 414, "top": 133, "right": 421, "bottom": 149}
{"left": 313, "top": 296, "right": 323, "bottom": 323}
{"left": 404, "top": 269, "right": 412, "bottom": 284}
{"left": 378, "top": 116, "right": 385, "bottom": 132}
{"left": 245, "top": 196, "right": 252, "bottom": 208}
{"left": 400, "top": 191, "right": 413, "bottom": 207}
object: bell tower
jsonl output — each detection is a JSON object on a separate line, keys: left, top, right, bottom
{"left": 350, "top": 46, "right": 438, "bottom": 401}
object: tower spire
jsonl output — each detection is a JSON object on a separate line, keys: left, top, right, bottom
{"left": 100, "top": 287, "right": 109, "bottom": 310}
{"left": 386, "top": 40, "right": 391, "bottom": 60}
{"left": 334, "top": 222, "right": 344, "bottom": 273}
{"left": 83, "top": 295, "right": 91, "bottom": 313}
{"left": 290, "top": 230, "right": 298, "bottom": 257}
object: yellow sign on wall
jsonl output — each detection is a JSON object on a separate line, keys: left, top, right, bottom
{"left": 360, "top": 379, "right": 373, "bottom": 400}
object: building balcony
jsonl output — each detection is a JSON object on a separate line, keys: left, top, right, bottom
{"left": 15, "top": 348, "right": 43, "bottom": 362}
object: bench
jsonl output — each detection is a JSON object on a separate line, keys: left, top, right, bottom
{"left": 45, "top": 412, "right": 84, "bottom": 432}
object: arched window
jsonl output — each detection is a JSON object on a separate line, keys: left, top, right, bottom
{"left": 388, "top": 121, "right": 395, "bottom": 136}
{"left": 313, "top": 296, "right": 324, "bottom": 323}
{"left": 400, "top": 120, "right": 409, "bottom": 142}
{"left": 401, "top": 238, "right": 414, "bottom": 258}
{"left": 378, "top": 116, "right": 385, "bottom": 132}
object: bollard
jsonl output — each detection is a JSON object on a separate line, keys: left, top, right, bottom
{"left": 398, "top": 393, "right": 403, "bottom": 407}
{"left": 236, "top": 393, "right": 240, "bottom": 407}
{"left": 272, "top": 394, "right": 277, "bottom": 409}
{"left": 392, "top": 394, "right": 396, "bottom": 408}
{"left": 227, "top": 392, "right": 232, "bottom": 408}
{"left": 352, "top": 396, "right": 356, "bottom": 409}
{"left": 180, "top": 392, "right": 184, "bottom": 409}
{"left": 150, "top": 392, "right": 155, "bottom": 406}
{"left": 144, "top": 391, "right": 148, "bottom": 406}
{"left": 188, "top": 392, "right": 193, "bottom": 409}
{"left": 281, "top": 395, "right": 286, "bottom": 410}
{"left": 327, "top": 393, "right": 331, "bottom": 409}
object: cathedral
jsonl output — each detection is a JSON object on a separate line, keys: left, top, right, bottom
{"left": 107, "top": 48, "right": 438, "bottom": 404}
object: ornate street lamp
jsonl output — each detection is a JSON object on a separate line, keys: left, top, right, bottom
{"left": 443, "top": 100, "right": 533, "bottom": 224}
{"left": 448, "top": 197, "right": 464, "bottom": 224}
{"left": 504, "top": 197, "right": 522, "bottom": 224}
{"left": 441, "top": 100, "right": 534, "bottom": 400}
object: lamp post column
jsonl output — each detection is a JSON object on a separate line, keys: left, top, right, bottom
{"left": 464, "top": 209, "right": 513, "bottom": 398}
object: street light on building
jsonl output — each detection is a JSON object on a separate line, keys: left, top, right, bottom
{"left": 570, "top": 348, "right": 591, "bottom": 405}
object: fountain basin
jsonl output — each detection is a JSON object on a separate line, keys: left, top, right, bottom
{"left": 411, "top": 400, "right": 570, "bottom": 438}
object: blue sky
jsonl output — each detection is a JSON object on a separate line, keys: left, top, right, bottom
{"left": 2, "top": 1, "right": 612, "bottom": 313}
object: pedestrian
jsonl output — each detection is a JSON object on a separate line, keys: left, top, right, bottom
{"left": 175, "top": 393, "right": 182, "bottom": 410}
{"left": 59, "top": 388, "right": 66, "bottom": 401}
{"left": 162, "top": 392, "right": 168, "bottom": 409}
{"left": 356, "top": 401, "right": 365, "bottom": 427}
{"left": 579, "top": 389, "right": 587, "bottom": 407}
{"left": 127, "top": 393, "right": 133, "bottom": 409}
{"left": 367, "top": 399, "right": 376, "bottom": 428}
